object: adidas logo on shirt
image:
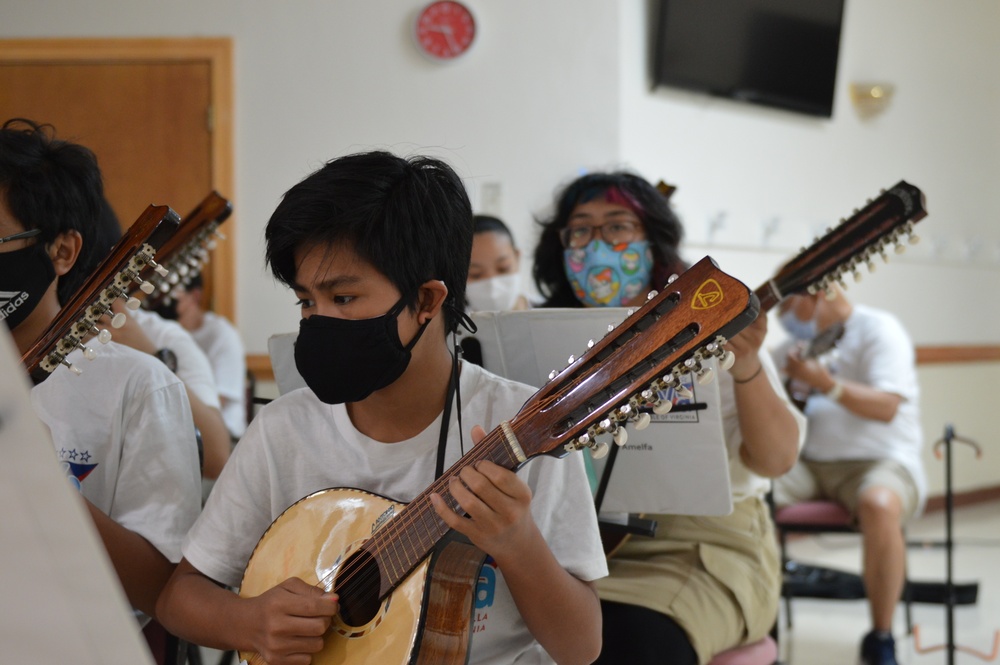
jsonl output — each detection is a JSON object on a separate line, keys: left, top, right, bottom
{"left": 0, "top": 289, "right": 29, "bottom": 321}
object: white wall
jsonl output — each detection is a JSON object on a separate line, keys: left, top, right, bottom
{"left": 619, "top": 0, "right": 1000, "bottom": 346}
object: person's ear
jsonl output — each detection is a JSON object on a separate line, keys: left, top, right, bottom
{"left": 416, "top": 279, "right": 449, "bottom": 324}
{"left": 47, "top": 230, "right": 83, "bottom": 277}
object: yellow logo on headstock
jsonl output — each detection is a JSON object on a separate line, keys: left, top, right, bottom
{"left": 692, "top": 279, "right": 724, "bottom": 310}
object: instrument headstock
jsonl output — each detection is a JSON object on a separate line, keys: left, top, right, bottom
{"left": 509, "top": 257, "right": 758, "bottom": 460}
{"left": 140, "top": 191, "right": 232, "bottom": 308}
{"left": 757, "top": 180, "right": 926, "bottom": 311}
{"left": 21, "top": 205, "right": 181, "bottom": 383}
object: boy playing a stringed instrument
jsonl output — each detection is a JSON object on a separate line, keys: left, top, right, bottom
{"left": 156, "top": 151, "right": 607, "bottom": 665}
{"left": 0, "top": 118, "right": 202, "bottom": 621}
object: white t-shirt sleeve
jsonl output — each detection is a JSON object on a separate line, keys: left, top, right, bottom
{"left": 114, "top": 368, "right": 202, "bottom": 562}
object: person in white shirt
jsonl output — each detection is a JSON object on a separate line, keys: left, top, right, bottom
{"left": 773, "top": 287, "right": 923, "bottom": 665}
{"left": 162, "top": 273, "right": 248, "bottom": 440}
{"left": 156, "top": 150, "right": 607, "bottom": 665}
{"left": 0, "top": 118, "right": 202, "bottom": 626}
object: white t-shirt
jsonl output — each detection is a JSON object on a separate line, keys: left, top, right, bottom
{"left": 782, "top": 305, "right": 925, "bottom": 506}
{"left": 189, "top": 311, "right": 247, "bottom": 438}
{"left": 183, "top": 361, "right": 607, "bottom": 664}
{"left": 130, "top": 308, "right": 221, "bottom": 409}
{"left": 30, "top": 342, "right": 202, "bottom": 563}
{"left": 721, "top": 349, "right": 807, "bottom": 502}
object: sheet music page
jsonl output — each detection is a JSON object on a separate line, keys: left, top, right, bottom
{"left": 469, "top": 309, "right": 733, "bottom": 516}
{"left": 0, "top": 329, "right": 154, "bottom": 664}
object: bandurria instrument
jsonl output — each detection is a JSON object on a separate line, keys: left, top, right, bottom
{"left": 238, "top": 256, "right": 759, "bottom": 665}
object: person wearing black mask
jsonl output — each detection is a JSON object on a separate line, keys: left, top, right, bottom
{"left": 156, "top": 151, "right": 606, "bottom": 665}
{"left": 0, "top": 119, "right": 201, "bottom": 629}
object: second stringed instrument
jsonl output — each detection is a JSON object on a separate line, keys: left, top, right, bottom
{"left": 21, "top": 205, "right": 180, "bottom": 384}
{"left": 139, "top": 190, "right": 232, "bottom": 309}
{"left": 599, "top": 179, "right": 928, "bottom": 556}
{"left": 237, "top": 257, "right": 759, "bottom": 665}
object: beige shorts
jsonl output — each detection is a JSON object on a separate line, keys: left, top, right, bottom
{"left": 596, "top": 497, "right": 780, "bottom": 664}
{"left": 774, "top": 458, "right": 919, "bottom": 522}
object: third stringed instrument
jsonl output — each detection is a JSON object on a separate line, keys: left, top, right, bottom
{"left": 238, "top": 256, "right": 758, "bottom": 665}
{"left": 599, "top": 179, "right": 928, "bottom": 556}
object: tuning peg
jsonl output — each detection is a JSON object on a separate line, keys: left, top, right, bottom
{"left": 138, "top": 279, "right": 155, "bottom": 294}
{"left": 125, "top": 297, "right": 142, "bottom": 311}
{"left": 696, "top": 366, "right": 715, "bottom": 384}
{"left": 177, "top": 264, "right": 190, "bottom": 277}
{"left": 607, "top": 323, "right": 615, "bottom": 333}
{"left": 59, "top": 357, "right": 83, "bottom": 376}
{"left": 548, "top": 369, "right": 558, "bottom": 381}
{"left": 147, "top": 259, "right": 170, "bottom": 277}
{"left": 167, "top": 271, "right": 181, "bottom": 285}
{"left": 111, "top": 312, "right": 127, "bottom": 328}
{"left": 90, "top": 325, "right": 112, "bottom": 344}
{"left": 647, "top": 290, "right": 659, "bottom": 300}
{"left": 720, "top": 350, "right": 735, "bottom": 370}
{"left": 590, "top": 441, "right": 610, "bottom": 459}
{"left": 666, "top": 274, "right": 679, "bottom": 285}
{"left": 587, "top": 339, "right": 596, "bottom": 349}
{"left": 613, "top": 428, "right": 628, "bottom": 446}
{"left": 894, "top": 243, "right": 906, "bottom": 254}
{"left": 635, "top": 412, "right": 652, "bottom": 430}
{"left": 567, "top": 355, "right": 576, "bottom": 365}
{"left": 653, "top": 400, "right": 673, "bottom": 415}
{"left": 676, "top": 384, "right": 693, "bottom": 400}
{"left": 908, "top": 232, "right": 920, "bottom": 245}
{"left": 76, "top": 341, "right": 97, "bottom": 360}
{"left": 599, "top": 417, "right": 613, "bottom": 432}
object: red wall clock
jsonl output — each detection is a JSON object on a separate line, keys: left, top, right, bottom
{"left": 414, "top": 1, "right": 477, "bottom": 60}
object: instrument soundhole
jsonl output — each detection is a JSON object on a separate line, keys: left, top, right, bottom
{"left": 335, "top": 549, "right": 382, "bottom": 627}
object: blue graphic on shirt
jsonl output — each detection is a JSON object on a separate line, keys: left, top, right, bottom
{"left": 57, "top": 448, "right": 97, "bottom": 492}
{"left": 473, "top": 557, "right": 498, "bottom": 634}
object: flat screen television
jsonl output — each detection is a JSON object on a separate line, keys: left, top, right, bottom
{"left": 652, "top": 0, "right": 846, "bottom": 118}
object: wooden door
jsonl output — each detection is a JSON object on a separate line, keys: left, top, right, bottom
{"left": 0, "top": 38, "right": 235, "bottom": 319}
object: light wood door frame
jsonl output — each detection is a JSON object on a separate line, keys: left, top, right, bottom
{"left": 0, "top": 37, "right": 236, "bottom": 321}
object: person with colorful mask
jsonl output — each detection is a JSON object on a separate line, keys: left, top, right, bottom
{"left": 532, "top": 171, "right": 805, "bottom": 664}
{"left": 773, "top": 288, "right": 923, "bottom": 665}
{"left": 0, "top": 119, "right": 201, "bottom": 629}
{"left": 155, "top": 151, "right": 607, "bottom": 665}
{"left": 466, "top": 214, "right": 531, "bottom": 312}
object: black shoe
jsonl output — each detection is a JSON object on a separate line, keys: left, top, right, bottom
{"left": 859, "top": 630, "right": 897, "bottom": 665}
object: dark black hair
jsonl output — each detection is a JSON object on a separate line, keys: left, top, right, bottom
{"left": 472, "top": 214, "right": 517, "bottom": 248}
{"left": 0, "top": 118, "right": 108, "bottom": 304}
{"left": 265, "top": 150, "right": 473, "bottom": 335}
{"left": 532, "top": 171, "right": 687, "bottom": 308}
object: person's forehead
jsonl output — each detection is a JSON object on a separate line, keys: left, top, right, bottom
{"left": 292, "top": 239, "right": 383, "bottom": 285}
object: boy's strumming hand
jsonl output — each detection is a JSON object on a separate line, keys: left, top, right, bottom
{"left": 247, "top": 577, "right": 339, "bottom": 665}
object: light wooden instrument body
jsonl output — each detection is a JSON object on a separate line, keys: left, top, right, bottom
{"left": 239, "top": 488, "right": 484, "bottom": 665}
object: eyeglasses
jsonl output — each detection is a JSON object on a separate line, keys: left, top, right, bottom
{"left": 559, "top": 220, "right": 642, "bottom": 249}
{"left": 0, "top": 228, "right": 42, "bottom": 245}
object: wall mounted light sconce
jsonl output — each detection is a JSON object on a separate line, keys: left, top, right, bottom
{"left": 849, "top": 82, "right": 895, "bottom": 119}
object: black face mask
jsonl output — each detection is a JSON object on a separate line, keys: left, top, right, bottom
{"left": 294, "top": 296, "right": 430, "bottom": 404}
{"left": 0, "top": 242, "right": 56, "bottom": 331}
